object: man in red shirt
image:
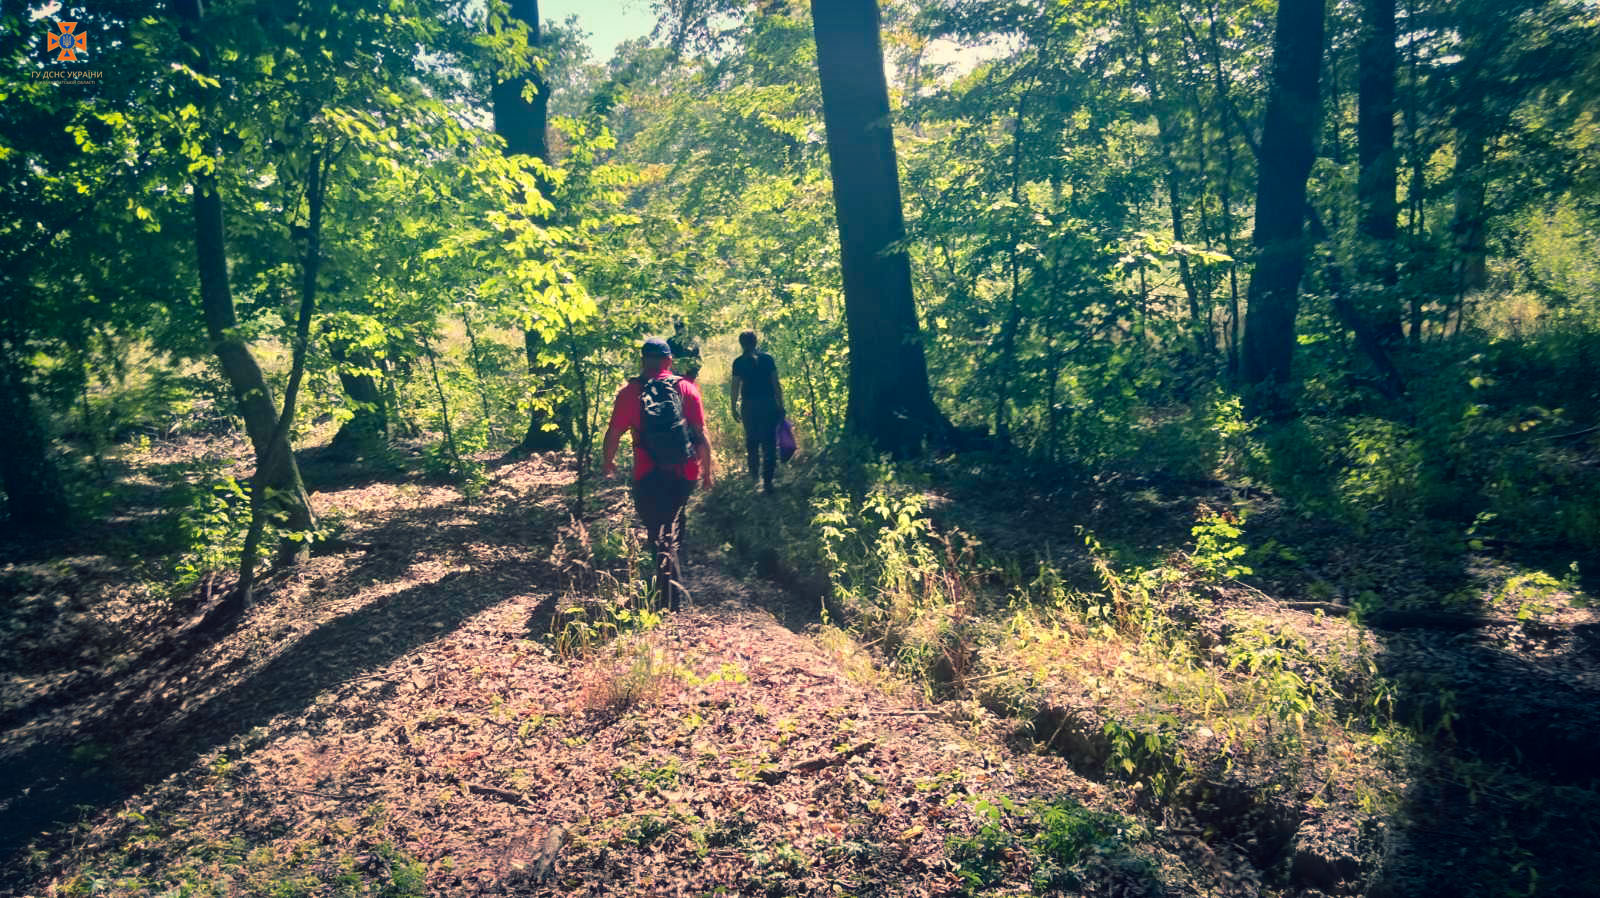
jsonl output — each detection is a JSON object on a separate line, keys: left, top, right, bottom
{"left": 602, "top": 338, "right": 715, "bottom": 611}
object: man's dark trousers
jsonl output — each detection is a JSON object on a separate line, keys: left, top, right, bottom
{"left": 743, "top": 407, "right": 779, "bottom": 488}
{"left": 632, "top": 469, "right": 694, "bottom": 610}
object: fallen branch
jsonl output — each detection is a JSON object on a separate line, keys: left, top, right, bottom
{"left": 756, "top": 741, "right": 878, "bottom": 785}
{"left": 1361, "top": 609, "right": 1514, "bottom": 631}
{"left": 467, "top": 782, "right": 532, "bottom": 807}
{"left": 793, "top": 741, "right": 877, "bottom": 774}
{"left": 1282, "top": 601, "right": 1352, "bottom": 616}
{"left": 311, "top": 537, "right": 376, "bottom": 556}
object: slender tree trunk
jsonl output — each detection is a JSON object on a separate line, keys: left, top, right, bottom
{"left": 1196, "top": 2, "right": 1246, "bottom": 380}
{"left": 459, "top": 306, "right": 500, "bottom": 444}
{"left": 1403, "top": 0, "right": 1426, "bottom": 346}
{"left": 173, "top": 0, "right": 315, "bottom": 572}
{"left": 1241, "top": 0, "right": 1327, "bottom": 418}
{"left": 1187, "top": 79, "right": 1220, "bottom": 361}
{"left": 1325, "top": 54, "right": 1348, "bottom": 168}
{"left": 1129, "top": 6, "right": 1208, "bottom": 357}
{"left": 1358, "top": 0, "right": 1403, "bottom": 344}
{"left": 0, "top": 331, "right": 70, "bottom": 532}
{"left": 811, "top": 0, "right": 949, "bottom": 455}
{"left": 424, "top": 340, "right": 463, "bottom": 477}
{"left": 562, "top": 315, "right": 591, "bottom": 509}
{"left": 384, "top": 358, "right": 421, "bottom": 438}
{"left": 994, "top": 90, "right": 1029, "bottom": 451}
{"left": 801, "top": 349, "right": 826, "bottom": 442}
{"left": 1450, "top": 116, "right": 1489, "bottom": 298}
{"left": 230, "top": 148, "right": 328, "bottom": 616}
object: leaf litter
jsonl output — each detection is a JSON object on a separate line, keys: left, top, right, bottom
{"left": 3, "top": 447, "right": 1255, "bottom": 897}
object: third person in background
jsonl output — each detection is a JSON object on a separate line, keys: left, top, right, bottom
{"left": 730, "top": 329, "right": 784, "bottom": 494}
{"left": 667, "top": 318, "right": 702, "bottom": 383}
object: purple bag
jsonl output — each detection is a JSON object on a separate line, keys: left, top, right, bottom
{"left": 776, "top": 418, "right": 798, "bottom": 462}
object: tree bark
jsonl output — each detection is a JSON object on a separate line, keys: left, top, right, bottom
{"left": 494, "top": 0, "right": 568, "bottom": 456}
{"left": 1357, "top": 0, "right": 1403, "bottom": 343}
{"left": 1129, "top": 6, "right": 1209, "bottom": 358}
{"left": 1241, "top": 0, "right": 1327, "bottom": 418}
{"left": 224, "top": 147, "right": 328, "bottom": 623}
{"left": 1194, "top": 3, "right": 1246, "bottom": 379}
{"left": 1403, "top": 0, "right": 1426, "bottom": 346}
{"left": 811, "top": 0, "right": 949, "bottom": 455}
{"left": 173, "top": 0, "right": 315, "bottom": 566}
{"left": 1450, "top": 114, "right": 1489, "bottom": 297}
{"left": 328, "top": 344, "right": 388, "bottom": 458}
{"left": 492, "top": 0, "right": 549, "bottom": 160}
{"left": 994, "top": 89, "right": 1029, "bottom": 451}
{"left": 0, "top": 331, "right": 70, "bottom": 533}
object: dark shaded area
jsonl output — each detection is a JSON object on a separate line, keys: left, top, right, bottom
{"left": 700, "top": 425, "right": 1600, "bottom": 896}
{"left": 689, "top": 471, "right": 827, "bottom": 633}
{"left": 0, "top": 465, "right": 566, "bottom": 887}
{"left": 1366, "top": 628, "right": 1600, "bottom": 898}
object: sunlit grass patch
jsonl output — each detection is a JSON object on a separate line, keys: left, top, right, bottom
{"left": 575, "top": 633, "right": 672, "bottom": 717}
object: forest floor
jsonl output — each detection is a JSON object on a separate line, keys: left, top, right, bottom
{"left": 2, "top": 430, "right": 1599, "bottom": 896}
{"left": 0, "top": 439, "right": 1237, "bottom": 897}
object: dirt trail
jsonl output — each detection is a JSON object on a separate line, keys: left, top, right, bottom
{"left": 4, "top": 452, "right": 1232, "bottom": 897}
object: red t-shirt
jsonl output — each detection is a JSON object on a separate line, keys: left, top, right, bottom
{"left": 609, "top": 373, "right": 706, "bottom": 481}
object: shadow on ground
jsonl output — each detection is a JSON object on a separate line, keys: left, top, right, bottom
{"left": 0, "top": 457, "right": 570, "bottom": 886}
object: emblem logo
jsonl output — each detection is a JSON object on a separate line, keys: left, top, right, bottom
{"left": 46, "top": 22, "right": 88, "bottom": 63}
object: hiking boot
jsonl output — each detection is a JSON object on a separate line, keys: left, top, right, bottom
{"left": 762, "top": 481, "right": 776, "bottom": 495}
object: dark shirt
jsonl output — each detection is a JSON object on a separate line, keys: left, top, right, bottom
{"left": 732, "top": 351, "right": 779, "bottom": 409}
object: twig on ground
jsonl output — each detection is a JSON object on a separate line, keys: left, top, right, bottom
{"left": 468, "top": 781, "right": 533, "bottom": 808}
{"left": 792, "top": 741, "right": 877, "bottom": 774}
{"left": 1282, "top": 601, "right": 1352, "bottom": 616}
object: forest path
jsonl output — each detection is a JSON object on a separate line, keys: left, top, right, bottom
{"left": 4, "top": 448, "right": 1195, "bottom": 896}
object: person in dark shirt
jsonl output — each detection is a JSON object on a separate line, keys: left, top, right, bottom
{"left": 602, "top": 338, "right": 715, "bottom": 610}
{"left": 666, "top": 319, "right": 702, "bottom": 382}
{"left": 729, "top": 329, "right": 784, "bottom": 493}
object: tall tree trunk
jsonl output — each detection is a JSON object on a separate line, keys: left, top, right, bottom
{"left": 493, "top": 0, "right": 548, "bottom": 160}
{"left": 1190, "top": 123, "right": 1220, "bottom": 359}
{"left": 0, "top": 330, "right": 70, "bottom": 533}
{"left": 230, "top": 148, "right": 328, "bottom": 613}
{"left": 1402, "top": 0, "right": 1426, "bottom": 346}
{"left": 811, "top": 0, "right": 949, "bottom": 455}
{"left": 1241, "top": 0, "right": 1327, "bottom": 419}
{"left": 1129, "top": 6, "right": 1208, "bottom": 358}
{"left": 1357, "top": 0, "right": 1403, "bottom": 343}
{"left": 495, "top": 0, "right": 567, "bottom": 456}
{"left": 1194, "top": 2, "right": 1246, "bottom": 379}
{"left": 1450, "top": 115, "right": 1489, "bottom": 298}
{"left": 994, "top": 90, "right": 1030, "bottom": 451}
{"left": 1448, "top": 9, "right": 1492, "bottom": 305}
{"left": 328, "top": 343, "right": 387, "bottom": 458}
{"left": 173, "top": 0, "right": 315, "bottom": 567}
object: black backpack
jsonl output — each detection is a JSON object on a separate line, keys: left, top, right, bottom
{"left": 636, "top": 375, "right": 695, "bottom": 467}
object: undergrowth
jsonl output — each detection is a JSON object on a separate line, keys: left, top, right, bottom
{"left": 699, "top": 451, "right": 1411, "bottom": 885}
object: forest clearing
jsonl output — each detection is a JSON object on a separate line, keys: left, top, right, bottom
{"left": 4, "top": 0, "right": 1600, "bottom": 895}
